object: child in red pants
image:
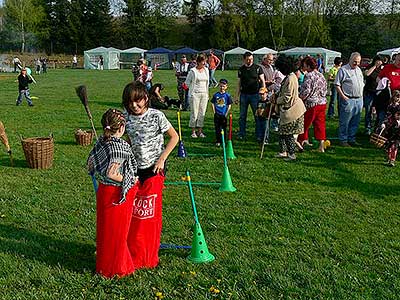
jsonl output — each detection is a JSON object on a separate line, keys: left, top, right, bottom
{"left": 87, "top": 109, "right": 138, "bottom": 278}
{"left": 122, "top": 81, "right": 179, "bottom": 269}
{"left": 381, "top": 106, "right": 400, "bottom": 167}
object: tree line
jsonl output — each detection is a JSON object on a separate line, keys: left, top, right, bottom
{"left": 1, "top": 0, "right": 399, "bottom": 58}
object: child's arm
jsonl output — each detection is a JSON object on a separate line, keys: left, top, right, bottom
{"left": 226, "top": 104, "right": 232, "bottom": 117}
{"left": 153, "top": 126, "right": 179, "bottom": 174}
{"left": 107, "top": 162, "right": 123, "bottom": 182}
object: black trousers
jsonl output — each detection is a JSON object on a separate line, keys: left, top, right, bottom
{"left": 214, "top": 113, "right": 227, "bottom": 143}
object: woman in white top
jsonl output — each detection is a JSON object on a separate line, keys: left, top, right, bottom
{"left": 185, "top": 54, "right": 210, "bottom": 138}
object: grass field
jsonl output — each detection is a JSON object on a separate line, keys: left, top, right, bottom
{"left": 0, "top": 69, "right": 399, "bottom": 300}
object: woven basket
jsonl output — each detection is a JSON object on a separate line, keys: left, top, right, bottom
{"left": 370, "top": 133, "right": 387, "bottom": 149}
{"left": 21, "top": 136, "right": 54, "bottom": 169}
{"left": 75, "top": 130, "right": 94, "bottom": 146}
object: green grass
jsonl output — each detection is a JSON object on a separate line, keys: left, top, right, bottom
{"left": 0, "top": 69, "right": 399, "bottom": 299}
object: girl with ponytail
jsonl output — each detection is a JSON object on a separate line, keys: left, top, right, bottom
{"left": 87, "top": 108, "right": 139, "bottom": 278}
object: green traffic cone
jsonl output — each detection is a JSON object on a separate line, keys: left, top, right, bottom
{"left": 187, "top": 223, "right": 215, "bottom": 264}
{"left": 219, "top": 165, "right": 236, "bottom": 192}
{"left": 226, "top": 140, "right": 237, "bottom": 159}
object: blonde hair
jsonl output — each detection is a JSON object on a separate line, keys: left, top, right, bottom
{"left": 101, "top": 109, "right": 126, "bottom": 141}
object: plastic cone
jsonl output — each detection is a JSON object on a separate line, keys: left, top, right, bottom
{"left": 226, "top": 140, "right": 237, "bottom": 159}
{"left": 219, "top": 165, "right": 236, "bottom": 192}
{"left": 187, "top": 223, "right": 215, "bottom": 263}
{"left": 177, "top": 141, "right": 187, "bottom": 158}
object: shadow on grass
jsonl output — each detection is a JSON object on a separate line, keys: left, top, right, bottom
{"left": 0, "top": 224, "right": 95, "bottom": 273}
{"left": 55, "top": 140, "right": 80, "bottom": 146}
{"left": 297, "top": 146, "right": 400, "bottom": 199}
{"left": 0, "top": 157, "right": 28, "bottom": 168}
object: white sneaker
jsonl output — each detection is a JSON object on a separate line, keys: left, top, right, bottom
{"left": 191, "top": 132, "right": 198, "bottom": 138}
{"left": 198, "top": 132, "right": 206, "bottom": 138}
{"left": 284, "top": 154, "right": 296, "bottom": 161}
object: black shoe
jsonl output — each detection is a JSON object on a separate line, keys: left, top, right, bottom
{"left": 16, "top": 102, "right": 21, "bottom": 106}
{"left": 29, "top": 104, "right": 34, "bottom": 107}
{"left": 339, "top": 141, "right": 350, "bottom": 147}
{"left": 349, "top": 141, "right": 361, "bottom": 147}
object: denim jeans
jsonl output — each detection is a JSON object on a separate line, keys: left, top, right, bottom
{"left": 327, "top": 84, "right": 338, "bottom": 117}
{"left": 209, "top": 69, "right": 217, "bottom": 86}
{"left": 338, "top": 97, "right": 363, "bottom": 142}
{"left": 239, "top": 93, "right": 263, "bottom": 139}
{"left": 17, "top": 89, "right": 33, "bottom": 105}
{"left": 363, "top": 91, "right": 376, "bottom": 131}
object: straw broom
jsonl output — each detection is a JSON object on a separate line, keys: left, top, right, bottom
{"left": 75, "top": 85, "right": 98, "bottom": 140}
{"left": 0, "top": 121, "right": 14, "bottom": 166}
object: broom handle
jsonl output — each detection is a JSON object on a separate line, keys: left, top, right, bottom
{"left": 89, "top": 118, "right": 98, "bottom": 140}
{"left": 229, "top": 113, "right": 233, "bottom": 141}
{"left": 221, "top": 130, "right": 227, "bottom": 167}
{"left": 177, "top": 111, "right": 182, "bottom": 141}
{"left": 260, "top": 103, "right": 273, "bottom": 159}
{"left": 186, "top": 170, "right": 199, "bottom": 224}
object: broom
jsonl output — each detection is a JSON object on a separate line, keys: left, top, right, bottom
{"left": 0, "top": 121, "right": 14, "bottom": 166}
{"left": 75, "top": 85, "right": 98, "bottom": 140}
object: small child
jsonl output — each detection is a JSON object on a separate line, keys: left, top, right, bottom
{"left": 145, "top": 66, "right": 153, "bottom": 91}
{"left": 16, "top": 68, "right": 34, "bottom": 107}
{"left": 210, "top": 78, "right": 233, "bottom": 146}
{"left": 255, "top": 87, "right": 273, "bottom": 144}
{"left": 381, "top": 91, "right": 400, "bottom": 167}
{"left": 87, "top": 108, "right": 138, "bottom": 278}
{"left": 122, "top": 81, "right": 179, "bottom": 269}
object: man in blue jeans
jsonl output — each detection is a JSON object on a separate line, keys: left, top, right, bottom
{"left": 334, "top": 52, "right": 365, "bottom": 146}
{"left": 237, "top": 52, "right": 265, "bottom": 142}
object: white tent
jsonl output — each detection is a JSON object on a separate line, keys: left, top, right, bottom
{"left": 120, "top": 47, "right": 147, "bottom": 69}
{"left": 377, "top": 47, "right": 400, "bottom": 59}
{"left": 223, "top": 47, "right": 251, "bottom": 70}
{"left": 279, "top": 47, "right": 341, "bottom": 71}
{"left": 253, "top": 47, "right": 278, "bottom": 64}
{"left": 84, "top": 47, "right": 121, "bottom": 70}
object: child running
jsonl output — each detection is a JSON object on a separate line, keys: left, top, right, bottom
{"left": 211, "top": 79, "right": 233, "bottom": 146}
{"left": 122, "top": 81, "right": 179, "bottom": 269}
{"left": 381, "top": 90, "right": 400, "bottom": 167}
{"left": 16, "top": 68, "right": 34, "bottom": 106}
{"left": 87, "top": 108, "right": 138, "bottom": 278}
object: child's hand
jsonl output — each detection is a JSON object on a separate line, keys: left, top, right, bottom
{"left": 153, "top": 158, "right": 165, "bottom": 174}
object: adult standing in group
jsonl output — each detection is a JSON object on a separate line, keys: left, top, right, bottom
{"left": 298, "top": 57, "right": 327, "bottom": 152}
{"left": 363, "top": 55, "right": 384, "bottom": 135}
{"left": 175, "top": 55, "right": 190, "bottom": 110}
{"left": 185, "top": 54, "right": 209, "bottom": 138}
{"left": 207, "top": 49, "right": 221, "bottom": 88}
{"left": 270, "top": 55, "right": 306, "bottom": 161}
{"left": 334, "top": 52, "right": 365, "bottom": 146}
{"left": 261, "top": 53, "right": 276, "bottom": 88}
{"left": 12, "top": 57, "right": 21, "bottom": 73}
{"left": 375, "top": 53, "right": 400, "bottom": 128}
{"left": 72, "top": 54, "right": 78, "bottom": 68}
{"left": 327, "top": 57, "right": 343, "bottom": 118}
{"left": 237, "top": 51, "right": 266, "bottom": 141}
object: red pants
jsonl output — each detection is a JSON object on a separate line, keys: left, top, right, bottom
{"left": 388, "top": 144, "right": 398, "bottom": 161}
{"left": 128, "top": 174, "right": 165, "bottom": 269}
{"left": 298, "top": 104, "right": 326, "bottom": 142}
{"left": 96, "top": 183, "right": 138, "bottom": 278}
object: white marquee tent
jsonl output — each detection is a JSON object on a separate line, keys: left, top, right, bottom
{"left": 279, "top": 47, "right": 341, "bottom": 71}
{"left": 377, "top": 47, "right": 400, "bottom": 59}
{"left": 223, "top": 47, "right": 251, "bottom": 70}
{"left": 119, "top": 47, "right": 147, "bottom": 69}
{"left": 253, "top": 47, "right": 278, "bottom": 64}
{"left": 84, "top": 47, "right": 121, "bottom": 70}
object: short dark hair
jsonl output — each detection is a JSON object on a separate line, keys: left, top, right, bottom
{"left": 243, "top": 51, "right": 253, "bottom": 59}
{"left": 122, "top": 81, "right": 149, "bottom": 115}
{"left": 334, "top": 57, "right": 343, "bottom": 66}
{"left": 274, "top": 55, "right": 296, "bottom": 75}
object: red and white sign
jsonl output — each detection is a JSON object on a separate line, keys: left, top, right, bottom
{"left": 132, "top": 194, "right": 156, "bottom": 219}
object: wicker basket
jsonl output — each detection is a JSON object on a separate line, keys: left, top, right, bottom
{"left": 370, "top": 133, "right": 387, "bottom": 149}
{"left": 21, "top": 136, "right": 54, "bottom": 169}
{"left": 75, "top": 129, "right": 94, "bottom": 146}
